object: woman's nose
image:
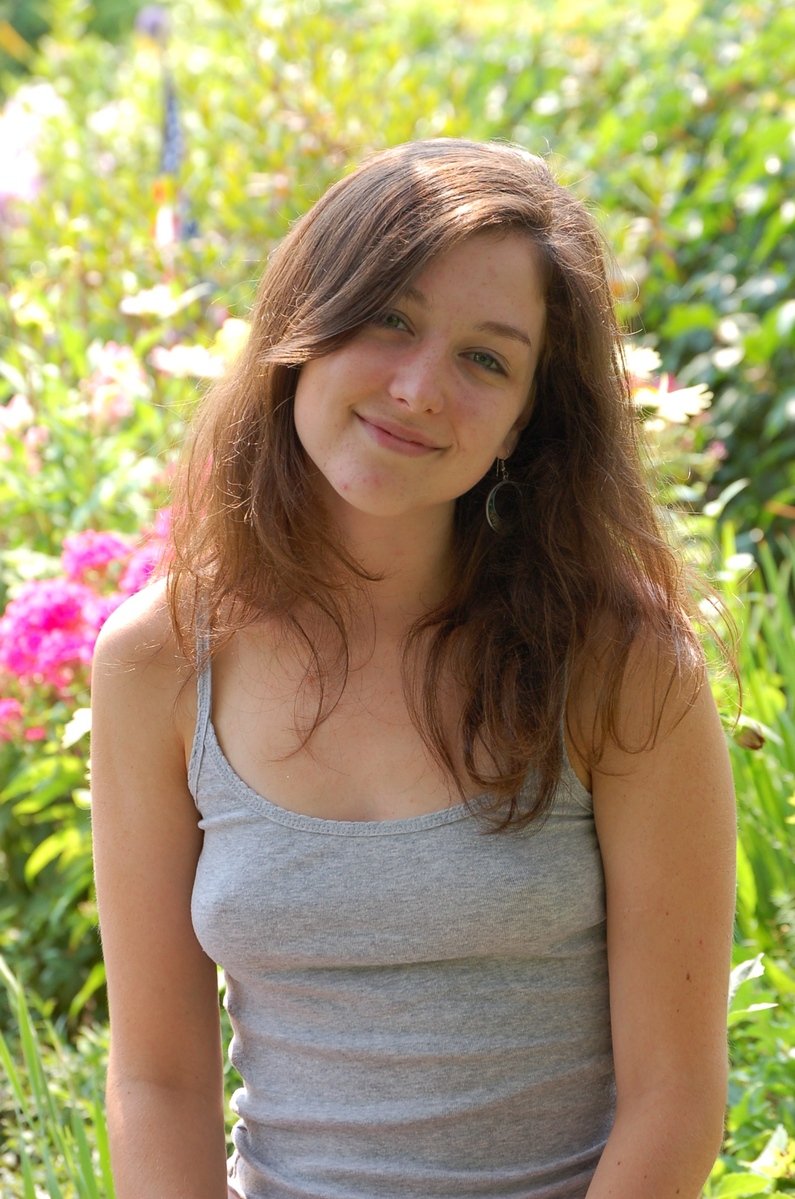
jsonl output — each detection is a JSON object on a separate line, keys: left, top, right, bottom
{"left": 387, "top": 346, "right": 447, "bottom": 414}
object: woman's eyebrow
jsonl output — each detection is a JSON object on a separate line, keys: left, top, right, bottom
{"left": 401, "top": 285, "right": 428, "bottom": 307}
{"left": 475, "top": 320, "right": 533, "bottom": 349}
{"left": 400, "top": 285, "right": 533, "bottom": 349}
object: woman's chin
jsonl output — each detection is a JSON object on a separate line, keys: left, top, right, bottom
{"left": 322, "top": 481, "right": 453, "bottom": 527}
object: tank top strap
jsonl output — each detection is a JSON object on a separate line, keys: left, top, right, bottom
{"left": 187, "top": 611, "right": 212, "bottom": 798}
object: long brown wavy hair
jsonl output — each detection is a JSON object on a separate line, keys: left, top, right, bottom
{"left": 166, "top": 138, "right": 705, "bottom": 830}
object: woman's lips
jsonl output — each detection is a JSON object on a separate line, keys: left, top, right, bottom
{"left": 356, "top": 413, "right": 442, "bottom": 456}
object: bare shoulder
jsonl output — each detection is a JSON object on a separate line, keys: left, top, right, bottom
{"left": 90, "top": 577, "right": 204, "bottom": 879}
{"left": 91, "top": 578, "right": 199, "bottom": 772}
{"left": 566, "top": 608, "right": 710, "bottom": 779}
{"left": 93, "top": 577, "right": 187, "bottom": 675}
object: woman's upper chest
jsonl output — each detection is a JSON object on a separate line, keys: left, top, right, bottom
{"left": 195, "top": 623, "right": 466, "bottom": 823}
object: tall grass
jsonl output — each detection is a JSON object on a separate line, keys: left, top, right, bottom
{"left": 724, "top": 531, "right": 795, "bottom": 958}
{"left": 0, "top": 956, "right": 113, "bottom": 1199}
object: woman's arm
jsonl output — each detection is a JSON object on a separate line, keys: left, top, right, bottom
{"left": 576, "top": 643, "right": 736, "bottom": 1199}
{"left": 91, "top": 582, "right": 229, "bottom": 1199}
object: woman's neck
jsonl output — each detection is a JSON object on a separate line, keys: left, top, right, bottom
{"left": 330, "top": 503, "right": 456, "bottom": 638}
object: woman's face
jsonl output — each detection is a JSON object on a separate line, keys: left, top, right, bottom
{"left": 293, "top": 230, "right": 546, "bottom": 526}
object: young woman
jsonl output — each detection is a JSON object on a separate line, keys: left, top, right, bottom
{"left": 91, "top": 138, "right": 737, "bottom": 1199}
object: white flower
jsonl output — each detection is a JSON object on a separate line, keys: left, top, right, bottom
{"left": 654, "top": 380, "right": 713, "bottom": 424}
{"left": 624, "top": 344, "right": 662, "bottom": 381}
{"left": 0, "top": 394, "right": 34, "bottom": 431}
{"left": 120, "top": 282, "right": 212, "bottom": 318}
{"left": 149, "top": 344, "right": 225, "bottom": 378}
{"left": 0, "top": 83, "right": 68, "bottom": 208}
{"left": 633, "top": 375, "right": 713, "bottom": 424}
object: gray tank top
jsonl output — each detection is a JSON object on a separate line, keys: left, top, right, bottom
{"left": 188, "top": 647, "right": 615, "bottom": 1199}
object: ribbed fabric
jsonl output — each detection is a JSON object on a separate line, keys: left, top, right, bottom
{"left": 189, "top": 648, "right": 615, "bottom": 1198}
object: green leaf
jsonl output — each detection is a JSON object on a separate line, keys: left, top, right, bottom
{"left": 734, "top": 843, "right": 759, "bottom": 942}
{"left": 710, "top": 1172, "right": 773, "bottom": 1196}
{"left": 727, "top": 1002, "right": 778, "bottom": 1028}
{"left": 763, "top": 958, "right": 795, "bottom": 996}
{"left": 0, "top": 358, "right": 29, "bottom": 394}
{"left": 68, "top": 961, "right": 106, "bottom": 1022}
{"left": 24, "top": 827, "right": 80, "bottom": 884}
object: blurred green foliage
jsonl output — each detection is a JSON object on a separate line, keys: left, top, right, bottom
{"left": 0, "top": 0, "right": 145, "bottom": 83}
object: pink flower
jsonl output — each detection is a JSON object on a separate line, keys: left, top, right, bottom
{"left": 0, "top": 578, "right": 109, "bottom": 694}
{"left": 118, "top": 509, "right": 171, "bottom": 595}
{"left": 0, "top": 696, "right": 23, "bottom": 741}
{"left": 0, "top": 509, "right": 172, "bottom": 700}
{"left": 0, "top": 396, "right": 48, "bottom": 471}
{"left": 61, "top": 529, "right": 132, "bottom": 584}
{"left": 151, "top": 507, "right": 172, "bottom": 539}
{"left": 24, "top": 726, "right": 47, "bottom": 742}
{"left": 22, "top": 424, "right": 48, "bottom": 473}
{"left": 0, "top": 696, "right": 23, "bottom": 720}
{"left": 118, "top": 547, "right": 161, "bottom": 595}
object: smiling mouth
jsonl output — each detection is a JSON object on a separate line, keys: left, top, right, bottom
{"left": 356, "top": 413, "right": 443, "bottom": 450}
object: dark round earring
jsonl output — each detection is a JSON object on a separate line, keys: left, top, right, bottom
{"left": 485, "top": 458, "right": 520, "bottom": 534}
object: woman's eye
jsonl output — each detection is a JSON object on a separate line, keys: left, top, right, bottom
{"left": 469, "top": 350, "right": 505, "bottom": 374}
{"left": 379, "top": 312, "right": 408, "bottom": 331}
